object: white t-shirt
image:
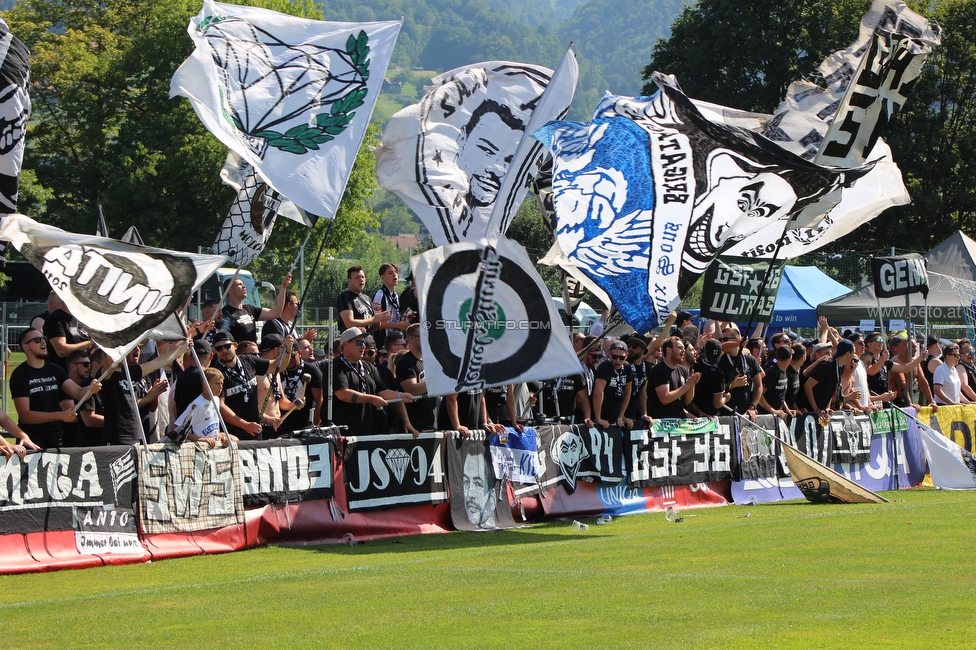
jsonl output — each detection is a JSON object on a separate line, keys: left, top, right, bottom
{"left": 853, "top": 361, "right": 871, "bottom": 408}
{"left": 933, "top": 363, "right": 961, "bottom": 404}
{"left": 173, "top": 394, "right": 222, "bottom": 439}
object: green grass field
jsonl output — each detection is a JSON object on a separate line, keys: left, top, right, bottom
{"left": 2, "top": 488, "right": 973, "bottom": 648}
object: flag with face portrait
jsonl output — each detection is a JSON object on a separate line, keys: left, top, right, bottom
{"left": 212, "top": 153, "right": 316, "bottom": 266}
{"left": 719, "top": 0, "right": 937, "bottom": 260}
{"left": 171, "top": 0, "right": 400, "bottom": 221}
{"left": 534, "top": 74, "right": 874, "bottom": 334}
{"left": 376, "top": 49, "right": 578, "bottom": 245}
{"left": 0, "top": 215, "right": 226, "bottom": 360}
{"left": 0, "top": 18, "right": 30, "bottom": 217}
{"left": 412, "top": 236, "right": 581, "bottom": 395}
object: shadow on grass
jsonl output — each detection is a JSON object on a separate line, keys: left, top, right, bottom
{"left": 292, "top": 522, "right": 608, "bottom": 556}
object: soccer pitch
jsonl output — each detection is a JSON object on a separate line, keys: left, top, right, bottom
{"left": 1, "top": 488, "right": 972, "bottom": 649}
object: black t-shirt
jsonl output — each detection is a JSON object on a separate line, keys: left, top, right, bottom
{"left": 786, "top": 365, "right": 801, "bottom": 409}
{"left": 691, "top": 361, "right": 725, "bottom": 416}
{"left": 437, "top": 389, "right": 483, "bottom": 431}
{"left": 278, "top": 361, "right": 323, "bottom": 435}
{"left": 761, "top": 363, "right": 789, "bottom": 413}
{"left": 646, "top": 361, "right": 689, "bottom": 419}
{"left": 866, "top": 353, "right": 891, "bottom": 397}
{"left": 221, "top": 304, "right": 262, "bottom": 343}
{"left": 42, "top": 309, "right": 90, "bottom": 369}
{"left": 73, "top": 378, "right": 103, "bottom": 448}
{"left": 217, "top": 354, "right": 272, "bottom": 439}
{"left": 396, "top": 351, "right": 436, "bottom": 431}
{"left": 718, "top": 353, "right": 763, "bottom": 414}
{"left": 10, "top": 362, "right": 70, "bottom": 448}
{"left": 261, "top": 318, "right": 289, "bottom": 344}
{"left": 337, "top": 291, "right": 374, "bottom": 332}
{"left": 101, "top": 364, "right": 145, "bottom": 446}
{"left": 399, "top": 286, "right": 419, "bottom": 321}
{"left": 625, "top": 360, "right": 650, "bottom": 420}
{"left": 799, "top": 359, "right": 841, "bottom": 412}
{"left": 594, "top": 361, "right": 634, "bottom": 422}
{"left": 332, "top": 356, "right": 388, "bottom": 435}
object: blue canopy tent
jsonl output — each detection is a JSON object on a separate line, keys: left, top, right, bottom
{"left": 769, "top": 266, "right": 851, "bottom": 329}
{"left": 688, "top": 266, "right": 851, "bottom": 331}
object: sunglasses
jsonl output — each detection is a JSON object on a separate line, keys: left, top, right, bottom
{"left": 611, "top": 354, "right": 627, "bottom": 360}
{"left": 214, "top": 343, "right": 233, "bottom": 351}
{"left": 364, "top": 349, "right": 376, "bottom": 356}
{"left": 26, "top": 336, "right": 46, "bottom": 345}
{"left": 71, "top": 360, "right": 91, "bottom": 367}
{"left": 351, "top": 339, "right": 366, "bottom": 347}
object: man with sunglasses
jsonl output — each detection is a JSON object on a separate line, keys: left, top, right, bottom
{"left": 332, "top": 327, "right": 414, "bottom": 435}
{"left": 211, "top": 330, "right": 270, "bottom": 440}
{"left": 953, "top": 339, "right": 976, "bottom": 402}
{"left": 717, "top": 327, "right": 763, "bottom": 418}
{"left": 10, "top": 329, "right": 102, "bottom": 449}
{"left": 593, "top": 340, "right": 635, "bottom": 428}
{"left": 65, "top": 349, "right": 103, "bottom": 447}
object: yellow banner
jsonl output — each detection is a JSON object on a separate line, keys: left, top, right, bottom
{"left": 917, "top": 405, "right": 976, "bottom": 453}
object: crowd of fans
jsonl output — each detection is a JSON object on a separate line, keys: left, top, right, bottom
{"left": 2, "top": 262, "right": 973, "bottom": 456}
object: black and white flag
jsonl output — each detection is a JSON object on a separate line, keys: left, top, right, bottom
{"left": 0, "top": 18, "right": 30, "bottom": 216}
{"left": 871, "top": 255, "right": 929, "bottom": 298}
{"left": 0, "top": 214, "right": 226, "bottom": 360}
{"left": 171, "top": 1, "right": 400, "bottom": 221}
{"left": 213, "top": 152, "right": 315, "bottom": 267}
{"left": 376, "top": 49, "right": 578, "bottom": 245}
{"left": 412, "top": 236, "right": 580, "bottom": 395}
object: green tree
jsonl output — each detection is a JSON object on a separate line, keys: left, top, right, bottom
{"left": 643, "top": 0, "right": 869, "bottom": 113}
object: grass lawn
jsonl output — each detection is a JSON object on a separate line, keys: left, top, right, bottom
{"left": 1, "top": 488, "right": 973, "bottom": 648}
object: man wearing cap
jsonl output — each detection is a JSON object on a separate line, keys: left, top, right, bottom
{"left": 592, "top": 340, "right": 634, "bottom": 428}
{"left": 212, "top": 330, "right": 271, "bottom": 440}
{"left": 799, "top": 339, "right": 855, "bottom": 419}
{"left": 624, "top": 335, "right": 652, "bottom": 425}
{"left": 333, "top": 327, "right": 415, "bottom": 435}
{"left": 255, "top": 334, "right": 298, "bottom": 437}
{"left": 692, "top": 339, "right": 729, "bottom": 416}
{"left": 646, "top": 336, "right": 700, "bottom": 420}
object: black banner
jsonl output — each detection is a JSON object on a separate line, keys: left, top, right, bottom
{"left": 139, "top": 444, "right": 245, "bottom": 534}
{"left": 0, "top": 447, "right": 137, "bottom": 538}
{"left": 699, "top": 256, "right": 786, "bottom": 323}
{"left": 627, "top": 418, "right": 734, "bottom": 488}
{"left": 829, "top": 412, "right": 873, "bottom": 465}
{"left": 871, "top": 256, "right": 928, "bottom": 298}
{"left": 790, "top": 414, "right": 832, "bottom": 466}
{"left": 577, "top": 425, "right": 626, "bottom": 484}
{"left": 343, "top": 433, "right": 447, "bottom": 511}
{"left": 238, "top": 438, "right": 336, "bottom": 507}
{"left": 445, "top": 433, "right": 516, "bottom": 531}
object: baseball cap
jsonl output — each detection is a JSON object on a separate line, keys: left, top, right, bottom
{"left": 813, "top": 342, "right": 832, "bottom": 354}
{"left": 339, "top": 327, "right": 366, "bottom": 344}
{"left": 702, "top": 338, "right": 722, "bottom": 364}
{"left": 834, "top": 339, "right": 854, "bottom": 358}
{"left": 363, "top": 336, "right": 377, "bottom": 350}
{"left": 212, "top": 330, "right": 234, "bottom": 344}
{"left": 192, "top": 338, "right": 212, "bottom": 356}
{"left": 259, "top": 334, "right": 283, "bottom": 353}
{"left": 609, "top": 340, "right": 627, "bottom": 352}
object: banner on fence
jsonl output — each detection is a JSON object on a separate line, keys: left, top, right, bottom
{"left": 627, "top": 418, "right": 733, "bottom": 488}
{"left": 138, "top": 443, "right": 244, "bottom": 534}
{"left": 446, "top": 433, "right": 516, "bottom": 531}
{"left": 0, "top": 447, "right": 139, "bottom": 554}
{"left": 343, "top": 433, "right": 447, "bottom": 511}
{"left": 238, "top": 438, "right": 335, "bottom": 506}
